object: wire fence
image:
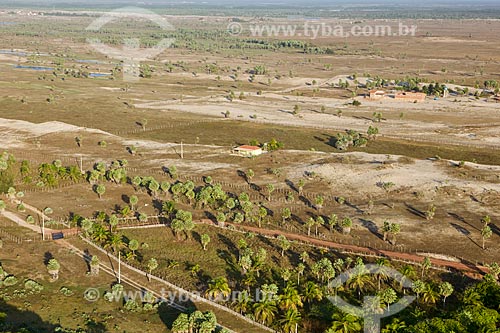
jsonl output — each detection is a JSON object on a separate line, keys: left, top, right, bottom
{"left": 80, "top": 236, "right": 273, "bottom": 333}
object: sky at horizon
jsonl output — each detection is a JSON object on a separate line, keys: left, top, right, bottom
{"left": 2, "top": 0, "right": 500, "bottom": 5}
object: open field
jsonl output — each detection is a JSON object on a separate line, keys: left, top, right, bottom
{"left": 0, "top": 3, "right": 499, "bottom": 333}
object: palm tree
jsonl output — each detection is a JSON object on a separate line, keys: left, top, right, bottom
{"left": 462, "top": 288, "right": 482, "bottom": 307}
{"left": 108, "top": 214, "right": 119, "bottom": 233}
{"left": 381, "top": 319, "right": 407, "bottom": 333}
{"left": 296, "top": 263, "right": 305, "bottom": 285}
{"left": 389, "top": 223, "right": 401, "bottom": 245}
{"left": 327, "top": 312, "right": 362, "bottom": 333}
{"left": 421, "top": 282, "right": 439, "bottom": 305}
{"left": 266, "top": 183, "right": 275, "bottom": 201}
{"left": 439, "top": 282, "right": 454, "bottom": 307}
{"left": 206, "top": 277, "right": 231, "bottom": 302}
{"left": 398, "top": 265, "right": 416, "bottom": 293}
{"left": 411, "top": 280, "right": 425, "bottom": 303}
{"left": 277, "top": 235, "right": 290, "bottom": 257}
{"left": 246, "top": 169, "right": 254, "bottom": 183}
{"left": 190, "top": 264, "right": 201, "bottom": 277}
{"left": 327, "top": 214, "right": 338, "bottom": 233}
{"left": 314, "top": 195, "right": 324, "bottom": 212}
{"left": 89, "top": 255, "right": 100, "bottom": 276}
{"left": 421, "top": 257, "right": 431, "bottom": 279}
{"left": 302, "top": 281, "right": 323, "bottom": 305}
{"left": 375, "top": 258, "right": 390, "bottom": 291}
{"left": 297, "top": 179, "right": 305, "bottom": 195}
{"left": 305, "top": 217, "right": 315, "bottom": 236}
{"left": 481, "top": 225, "right": 492, "bottom": 250}
{"left": 315, "top": 216, "right": 325, "bottom": 236}
{"left": 341, "top": 217, "right": 353, "bottom": 235}
{"left": 171, "top": 313, "right": 189, "bottom": 333}
{"left": 382, "top": 220, "right": 391, "bottom": 242}
{"left": 146, "top": 258, "right": 158, "bottom": 281}
{"left": 233, "top": 290, "right": 252, "bottom": 314}
{"left": 253, "top": 300, "right": 277, "bottom": 326}
{"left": 348, "top": 269, "right": 374, "bottom": 299}
{"left": 379, "top": 287, "right": 397, "bottom": 311}
{"left": 92, "top": 224, "right": 110, "bottom": 244}
{"left": 41, "top": 207, "right": 53, "bottom": 241}
{"left": 107, "top": 233, "right": 124, "bottom": 255}
{"left": 279, "top": 309, "right": 301, "bottom": 333}
{"left": 128, "top": 239, "right": 139, "bottom": 256}
{"left": 46, "top": 258, "right": 60, "bottom": 280}
{"left": 281, "top": 207, "right": 291, "bottom": 226}
{"left": 486, "top": 262, "right": 500, "bottom": 281}
{"left": 95, "top": 184, "right": 106, "bottom": 199}
{"left": 201, "top": 234, "right": 211, "bottom": 251}
{"left": 279, "top": 284, "right": 303, "bottom": 311}
{"left": 129, "top": 195, "right": 138, "bottom": 211}
{"left": 258, "top": 207, "right": 267, "bottom": 228}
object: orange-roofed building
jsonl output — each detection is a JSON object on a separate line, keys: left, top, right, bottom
{"left": 233, "top": 145, "right": 263, "bottom": 157}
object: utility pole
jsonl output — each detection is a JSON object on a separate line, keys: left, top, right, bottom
{"left": 118, "top": 251, "right": 121, "bottom": 284}
{"left": 41, "top": 214, "right": 45, "bottom": 241}
{"left": 180, "top": 141, "right": 184, "bottom": 159}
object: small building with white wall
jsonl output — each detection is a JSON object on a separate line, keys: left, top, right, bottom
{"left": 232, "top": 145, "right": 263, "bottom": 157}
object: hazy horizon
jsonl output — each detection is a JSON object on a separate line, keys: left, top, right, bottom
{"left": 2, "top": 0, "right": 500, "bottom": 6}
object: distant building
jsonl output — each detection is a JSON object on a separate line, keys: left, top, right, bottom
{"left": 232, "top": 145, "right": 263, "bottom": 157}
{"left": 367, "top": 89, "right": 386, "bottom": 100}
{"left": 393, "top": 91, "right": 426, "bottom": 102}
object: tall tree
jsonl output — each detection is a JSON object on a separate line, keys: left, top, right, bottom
{"left": 278, "top": 309, "right": 301, "bottom": 333}
{"left": 481, "top": 225, "right": 492, "bottom": 250}
{"left": 206, "top": 277, "right": 231, "bottom": 302}
{"left": 95, "top": 184, "right": 106, "bottom": 199}
{"left": 146, "top": 258, "right": 158, "bottom": 281}
{"left": 439, "top": 282, "right": 454, "bottom": 307}
{"left": 201, "top": 234, "right": 211, "bottom": 251}
{"left": 277, "top": 235, "right": 290, "bottom": 257}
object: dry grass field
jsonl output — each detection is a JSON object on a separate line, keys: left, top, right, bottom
{"left": 0, "top": 5, "right": 499, "bottom": 333}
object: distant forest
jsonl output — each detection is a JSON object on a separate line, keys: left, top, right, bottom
{"left": 1, "top": 0, "right": 500, "bottom": 19}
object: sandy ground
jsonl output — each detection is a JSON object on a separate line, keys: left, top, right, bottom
{"left": 286, "top": 151, "right": 500, "bottom": 195}
{"left": 0, "top": 118, "right": 113, "bottom": 149}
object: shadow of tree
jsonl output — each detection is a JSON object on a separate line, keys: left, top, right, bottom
{"left": 450, "top": 223, "right": 470, "bottom": 236}
{"left": 0, "top": 299, "right": 65, "bottom": 332}
{"left": 405, "top": 203, "right": 426, "bottom": 219}
{"left": 43, "top": 252, "right": 53, "bottom": 266}
{"left": 359, "top": 218, "right": 382, "bottom": 240}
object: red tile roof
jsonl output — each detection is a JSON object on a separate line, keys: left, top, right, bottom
{"left": 236, "top": 145, "right": 261, "bottom": 151}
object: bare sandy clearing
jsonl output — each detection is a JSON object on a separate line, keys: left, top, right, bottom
{"left": 287, "top": 151, "right": 500, "bottom": 195}
{"left": 0, "top": 118, "right": 113, "bottom": 137}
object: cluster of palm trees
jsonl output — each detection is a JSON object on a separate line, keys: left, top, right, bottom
{"left": 172, "top": 310, "right": 230, "bottom": 333}
{"left": 198, "top": 248, "right": 462, "bottom": 333}
{"left": 35, "top": 160, "right": 82, "bottom": 187}
{"left": 86, "top": 160, "right": 128, "bottom": 198}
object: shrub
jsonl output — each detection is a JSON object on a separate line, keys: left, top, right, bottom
{"left": 17, "top": 203, "right": 26, "bottom": 212}
{"left": 3, "top": 275, "right": 18, "bottom": 287}
{"left": 60, "top": 286, "right": 73, "bottom": 296}
{"left": 24, "top": 279, "right": 44, "bottom": 293}
{"left": 124, "top": 299, "right": 141, "bottom": 312}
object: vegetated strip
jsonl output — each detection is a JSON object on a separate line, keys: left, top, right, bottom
{"left": 77, "top": 236, "right": 273, "bottom": 333}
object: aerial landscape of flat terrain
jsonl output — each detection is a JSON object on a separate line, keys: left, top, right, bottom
{"left": 0, "top": 0, "right": 499, "bottom": 332}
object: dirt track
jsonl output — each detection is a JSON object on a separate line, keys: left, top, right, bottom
{"left": 217, "top": 221, "right": 489, "bottom": 278}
